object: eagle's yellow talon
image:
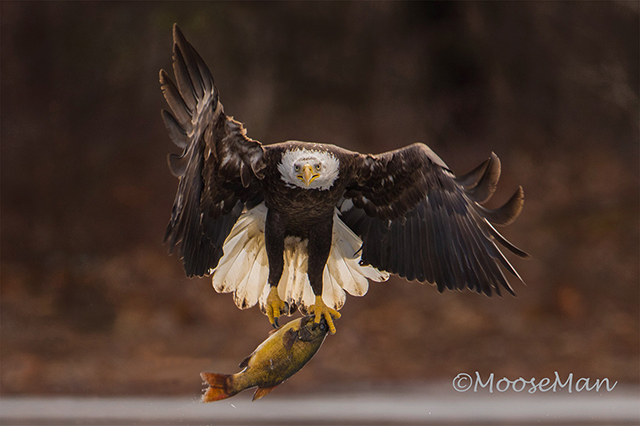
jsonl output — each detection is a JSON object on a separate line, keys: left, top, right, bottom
{"left": 265, "top": 286, "right": 285, "bottom": 328}
{"left": 308, "top": 296, "right": 341, "bottom": 334}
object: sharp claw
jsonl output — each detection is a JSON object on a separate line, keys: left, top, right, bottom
{"left": 265, "top": 286, "right": 285, "bottom": 329}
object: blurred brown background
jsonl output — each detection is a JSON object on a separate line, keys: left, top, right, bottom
{"left": 1, "top": 2, "right": 638, "bottom": 396}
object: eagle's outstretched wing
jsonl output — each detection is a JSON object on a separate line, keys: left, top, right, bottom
{"left": 160, "top": 24, "right": 266, "bottom": 277}
{"left": 341, "top": 143, "right": 528, "bottom": 296}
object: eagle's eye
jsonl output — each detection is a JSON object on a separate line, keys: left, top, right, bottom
{"left": 314, "top": 164, "right": 321, "bottom": 172}
{"left": 294, "top": 164, "right": 301, "bottom": 172}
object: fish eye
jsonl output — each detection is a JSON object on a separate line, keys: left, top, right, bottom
{"left": 315, "top": 317, "right": 327, "bottom": 331}
{"left": 314, "top": 164, "right": 321, "bottom": 171}
{"left": 294, "top": 165, "right": 300, "bottom": 172}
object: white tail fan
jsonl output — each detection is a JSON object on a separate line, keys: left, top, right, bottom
{"left": 211, "top": 203, "right": 389, "bottom": 313}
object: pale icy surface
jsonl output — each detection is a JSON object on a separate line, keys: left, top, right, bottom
{"left": 1, "top": 385, "right": 638, "bottom": 425}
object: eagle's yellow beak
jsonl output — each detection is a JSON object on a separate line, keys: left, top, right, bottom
{"left": 298, "top": 164, "right": 319, "bottom": 186}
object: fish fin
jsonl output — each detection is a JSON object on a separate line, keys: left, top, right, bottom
{"left": 238, "top": 353, "right": 253, "bottom": 369}
{"left": 201, "top": 372, "right": 234, "bottom": 402}
{"left": 252, "top": 384, "right": 279, "bottom": 401}
{"left": 282, "top": 328, "right": 298, "bottom": 351}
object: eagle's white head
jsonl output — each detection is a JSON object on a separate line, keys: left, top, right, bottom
{"left": 278, "top": 147, "right": 340, "bottom": 191}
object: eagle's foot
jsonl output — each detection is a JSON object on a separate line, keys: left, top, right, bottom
{"left": 308, "top": 295, "right": 341, "bottom": 335}
{"left": 265, "top": 286, "right": 286, "bottom": 328}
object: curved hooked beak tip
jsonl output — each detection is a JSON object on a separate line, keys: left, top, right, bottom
{"left": 298, "top": 164, "right": 319, "bottom": 186}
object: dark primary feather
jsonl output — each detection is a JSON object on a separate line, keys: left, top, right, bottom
{"left": 464, "top": 152, "right": 500, "bottom": 204}
{"left": 160, "top": 24, "right": 265, "bottom": 277}
{"left": 342, "top": 144, "right": 528, "bottom": 296}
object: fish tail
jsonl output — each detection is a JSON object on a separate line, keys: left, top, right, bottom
{"left": 201, "top": 372, "right": 236, "bottom": 402}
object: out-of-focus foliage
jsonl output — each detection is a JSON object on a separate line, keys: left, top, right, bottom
{"left": 1, "top": 2, "right": 638, "bottom": 395}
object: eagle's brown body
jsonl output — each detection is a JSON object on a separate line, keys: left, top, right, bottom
{"left": 259, "top": 143, "right": 356, "bottom": 300}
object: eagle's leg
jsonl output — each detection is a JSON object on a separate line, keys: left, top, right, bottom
{"left": 264, "top": 209, "right": 287, "bottom": 328}
{"left": 306, "top": 218, "right": 341, "bottom": 334}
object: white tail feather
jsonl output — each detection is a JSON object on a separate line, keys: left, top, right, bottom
{"left": 211, "top": 203, "right": 389, "bottom": 313}
{"left": 322, "top": 266, "right": 346, "bottom": 310}
{"left": 245, "top": 245, "right": 269, "bottom": 305}
{"left": 212, "top": 205, "right": 268, "bottom": 296}
{"left": 232, "top": 237, "right": 267, "bottom": 309}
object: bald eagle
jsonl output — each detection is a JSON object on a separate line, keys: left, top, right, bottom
{"left": 160, "top": 25, "right": 528, "bottom": 334}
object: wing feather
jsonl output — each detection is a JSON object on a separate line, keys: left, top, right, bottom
{"left": 341, "top": 144, "right": 527, "bottom": 296}
{"left": 453, "top": 156, "right": 490, "bottom": 188}
{"left": 416, "top": 203, "right": 433, "bottom": 284}
{"left": 404, "top": 212, "right": 415, "bottom": 282}
{"left": 160, "top": 24, "right": 265, "bottom": 277}
{"left": 465, "top": 153, "right": 500, "bottom": 203}
{"left": 395, "top": 215, "right": 405, "bottom": 277}
{"left": 160, "top": 71, "right": 192, "bottom": 141}
{"left": 477, "top": 186, "right": 525, "bottom": 227}
{"left": 171, "top": 42, "right": 197, "bottom": 111}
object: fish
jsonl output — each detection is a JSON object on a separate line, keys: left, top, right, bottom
{"left": 201, "top": 315, "right": 329, "bottom": 402}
